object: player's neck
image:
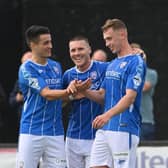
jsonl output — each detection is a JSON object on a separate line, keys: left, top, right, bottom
{"left": 77, "top": 60, "right": 91, "bottom": 72}
{"left": 31, "top": 55, "right": 47, "bottom": 65}
{"left": 118, "top": 42, "right": 133, "bottom": 57}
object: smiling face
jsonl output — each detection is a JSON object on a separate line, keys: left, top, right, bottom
{"left": 103, "top": 27, "right": 124, "bottom": 55}
{"left": 31, "top": 34, "right": 52, "bottom": 58}
{"left": 69, "top": 39, "right": 91, "bottom": 71}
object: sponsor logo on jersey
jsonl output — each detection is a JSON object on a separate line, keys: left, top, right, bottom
{"left": 45, "top": 78, "right": 61, "bottom": 85}
{"left": 106, "top": 70, "right": 120, "bottom": 79}
{"left": 120, "top": 61, "right": 127, "bottom": 68}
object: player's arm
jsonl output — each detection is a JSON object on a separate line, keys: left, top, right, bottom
{"left": 40, "top": 88, "right": 69, "bottom": 100}
{"left": 92, "top": 89, "right": 137, "bottom": 128}
{"left": 82, "top": 88, "right": 105, "bottom": 105}
{"left": 143, "top": 70, "right": 158, "bottom": 92}
{"left": 106, "top": 89, "right": 137, "bottom": 117}
{"left": 63, "top": 78, "right": 92, "bottom": 102}
{"left": 40, "top": 80, "right": 77, "bottom": 100}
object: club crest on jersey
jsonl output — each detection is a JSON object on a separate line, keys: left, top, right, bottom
{"left": 53, "top": 66, "right": 59, "bottom": 74}
{"left": 90, "top": 71, "right": 97, "bottom": 80}
{"left": 38, "top": 69, "right": 43, "bottom": 73}
{"left": 120, "top": 62, "right": 127, "bottom": 69}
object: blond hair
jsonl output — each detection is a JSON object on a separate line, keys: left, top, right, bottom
{"left": 101, "top": 18, "right": 127, "bottom": 32}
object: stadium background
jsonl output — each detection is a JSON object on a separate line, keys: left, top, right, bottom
{"left": 0, "top": 0, "right": 168, "bottom": 143}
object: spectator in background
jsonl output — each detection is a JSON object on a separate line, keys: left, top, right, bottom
{"left": 91, "top": 49, "right": 108, "bottom": 62}
{"left": 131, "top": 42, "right": 158, "bottom": 140}
{"left": 9, "top": 51, "right": 32, "bottom": 123}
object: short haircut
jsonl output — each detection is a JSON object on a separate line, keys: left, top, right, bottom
{"left": 101, "top": 18, "right": 127, "bottom": 32}
{"left": 25, "top": 25, "right": 50, "bottom": 46}
{"left": 69, "top": 35, "right": 90, "bottom": 45}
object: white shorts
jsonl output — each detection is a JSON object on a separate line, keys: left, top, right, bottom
{"left": 16, "top": 134, "right": 66, "bottom": 168}
{"left": 90, "top": 130, "right": 139, "bottom": 168}
{"left": 65, "top": 137, "right": 94, "bottom": 168}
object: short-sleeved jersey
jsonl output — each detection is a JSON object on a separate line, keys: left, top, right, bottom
{"left": 140, "top": 67, "right": 158, "bottom": 124}
{"left": 18, "top": 59, "right": 64, "bottom": 136}
{"left": 63, "top": 61, "right": 108, "bottom": 139}
{"left": 101, "top": 55, "right": 146, "bottom": 136}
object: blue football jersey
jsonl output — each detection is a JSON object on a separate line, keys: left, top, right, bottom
{"left": 101, "top": 55, "right": 146, "bottom": 136}
{"left": 18, "top": 59, "right": 64, "bottom": 136}
{"left": 63, "top": 61, "right": 108, "bottom": 139}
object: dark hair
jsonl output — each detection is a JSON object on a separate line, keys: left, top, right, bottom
{"left": 69, "top": 35, "right": 90, "bottom": 45}
{"left": 25, "top": 25, "right": 50, "bottom": 46}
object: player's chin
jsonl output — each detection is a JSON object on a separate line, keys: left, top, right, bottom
{"left": 46, "top": 51, "right": 52, "bottom": 56}
{"left": 46, "top": 52, "right": 52, "bottom": 57}
{"left": 75, "top": 62, "right": 83, "bottom": 67}
{"left": 43, "top": 55, "right": 51, "bottom": 58}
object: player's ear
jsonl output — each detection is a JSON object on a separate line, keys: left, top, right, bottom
{"left": 119, "top": 29, "right": 127, "bottom": 40}
{"left": 30, "top": 41, "right": 36, "bottom": 50}
{"left": 29, "top": 41, "right": 33, "bottom": 49}
{"left": 88, "top": 46, "right": 92, "bottom": 55}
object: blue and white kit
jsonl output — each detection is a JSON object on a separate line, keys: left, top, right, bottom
{"left": 18, "top": 59, "right": 64, "bottom": 136}
{"left": 101, "top": 54, "right": 146, "bottom": 136}
{"left": 63, "top": 61, "right": 108, "bottom": 140}
{"left": 17, "top": 59, "right": 66, "bottom": 168}
{"left": 90, "top": 54, "right": 146, "bottom": 168}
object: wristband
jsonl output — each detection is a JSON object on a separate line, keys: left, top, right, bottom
{"left": 69, "top": 94, "right": 75, "bottom": 101}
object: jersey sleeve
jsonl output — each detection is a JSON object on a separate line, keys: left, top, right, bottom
{"left": 126, "top": 57, "right": 146, "bottom": 92}
{"left": 18, "top": 63, "right": 47, "bottom": 94}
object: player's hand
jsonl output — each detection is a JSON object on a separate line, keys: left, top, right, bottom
{"left": 132, "top": 47, "right": 143, "bottom": 54}
{"left": 66, "top": 80, "right": 77, "bottom": 94}
{"left": 132, "top": 48, "right": 146, "bottom": 59}
{"left": 92, "top": 113, "right": 111, "bottom": 129}
{"left": 73, "top": 92, "right": 85, "bottom": 99}
{"left": 16, "top": 92, "right": 24, "bottom": 102}
{"left": 75, "top": 78, "right": 92, "bottom": 91}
